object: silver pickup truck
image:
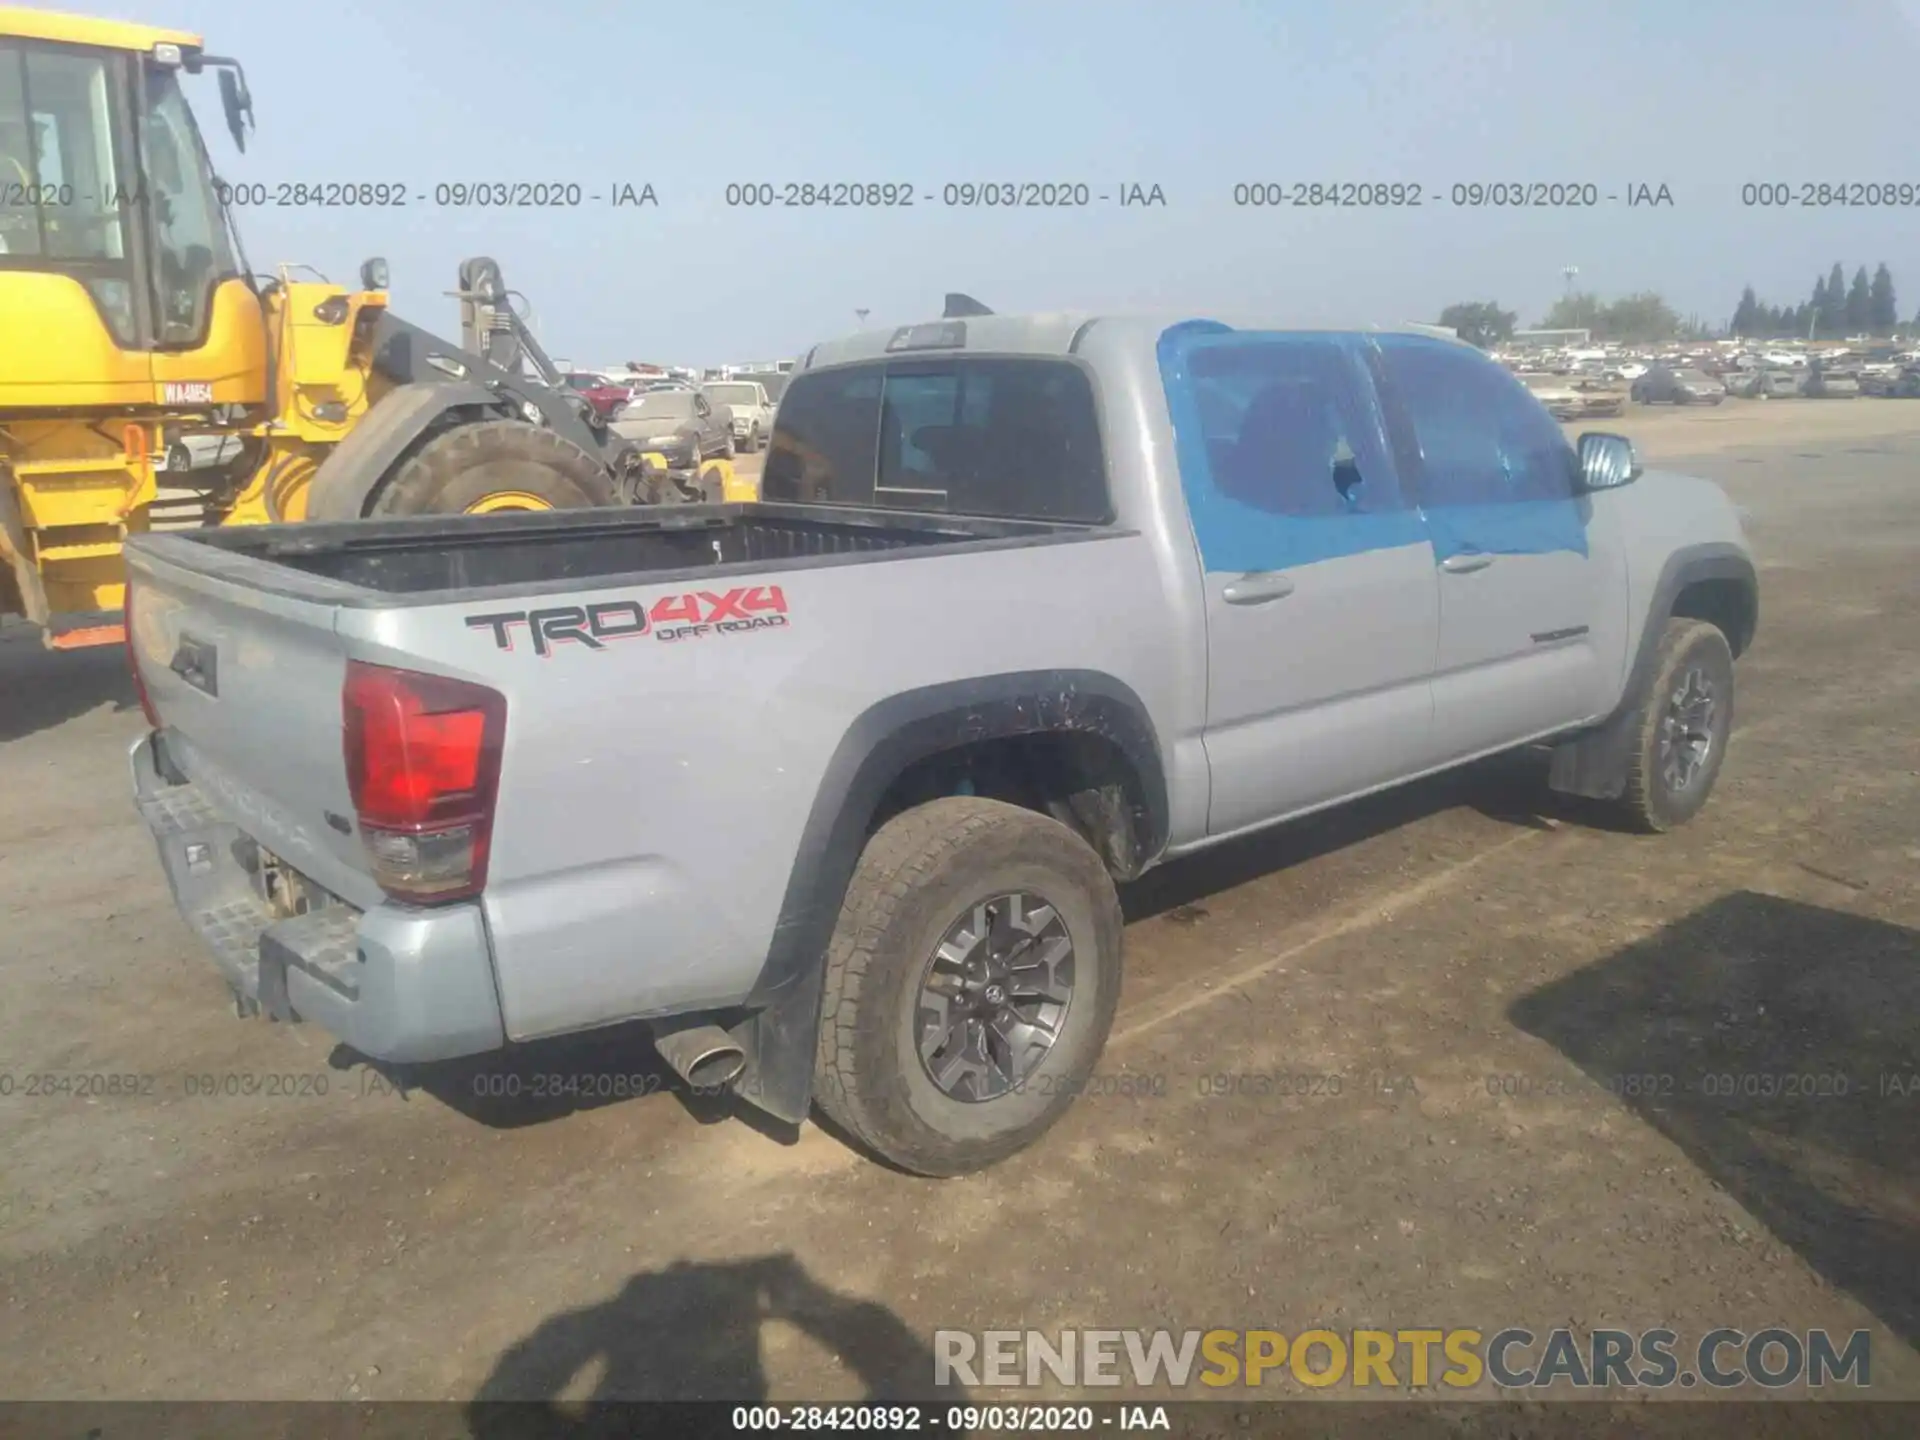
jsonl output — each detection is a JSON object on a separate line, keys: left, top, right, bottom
{"left": 124, "top": 312, "right": 1758, "bottom": 1177}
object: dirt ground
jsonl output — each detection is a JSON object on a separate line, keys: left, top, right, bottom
{"left": 1, "top": 398, "right": 1916, "bottom": 1412}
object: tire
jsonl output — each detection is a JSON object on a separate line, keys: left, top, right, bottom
{"left": 814, "top": 797, "right": 1124, "bottom": 1177}
{"left": 369, "top": 419, "right": 618, "bottom": 517}
{"left": 746, "top": 425, "right": 762, "bottom": 454}
{"left": 1616, "top": 618, "right": 1736, "bottom": 834}
{"left": 721, "top": 434, "right": 735, "bottom": 460}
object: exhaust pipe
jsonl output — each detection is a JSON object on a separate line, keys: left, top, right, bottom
{"left": 652, "top": 1021, "right": 747, "bottom": 1090}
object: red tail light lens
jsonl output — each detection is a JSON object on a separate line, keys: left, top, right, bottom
{"left": 342, "top": 661, "right": 506, "bottom": 904}
{"left": 123, "top": 587, "right": 161, "bottom": 729}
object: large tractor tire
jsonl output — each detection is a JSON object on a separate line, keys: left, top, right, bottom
{"left": 369, "top": 420, "right": 618, "bottom": 517}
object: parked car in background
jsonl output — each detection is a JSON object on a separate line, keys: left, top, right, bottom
{"left": 1518, "top": 372, "right": 1585, "bottom": 421}
{"left": 1754, "top": 370, "right": 1801, "bottom": 399}
{"left": 1632, "top": 366, "right": 1726, "bottom": 405}
{"left": 155, "top": 432, "right": 246, "bottom": 474}
{"left": 611, "top": 388, "right": 735, "bottom": 467}
{"left": 1799, "top": 363, "right": 1860, "bottom": 398}
{"left": 1571, "top": 381, "right": 1626, "bottom": 419}
{"left": 703, "top": 380, "right": 777, "bottom": 453}
{"left": 1861, "top": 364, "right": 1920, "bottom": 398}
{"left": 564, "top": 372, "right": 637, "bottom": 418}
{"left": 1609, "top": 361, "right": 1651, "bottom": 382}
{"left": 733, "top": 370, "right": 792, "bottom": 403}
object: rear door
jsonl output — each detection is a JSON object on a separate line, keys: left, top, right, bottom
{"left": 1162, "top": 329, "right": 1440, "bottom": 837}
{"left": 1366, "top": 335, "right": 1613, "bottom": 760}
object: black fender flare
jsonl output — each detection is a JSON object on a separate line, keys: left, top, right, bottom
{"left": 303, "top": 381, "right": 504, "bottom": 521}
{"left": 1549, "top": 543, "right": 1758, "bottom": 800}
{"left": 731, "top": 670, "right": 1169, "bottom": 1125}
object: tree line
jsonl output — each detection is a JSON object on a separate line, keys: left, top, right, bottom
{"left": 1730, "top": 263, "right": 1902, "bottom": 339}
{"left": 1438, "top": 295, "right": 1706, "bottom": 347}
{"left": 1437, "top": 264, "right": 1916, "bottom": 350}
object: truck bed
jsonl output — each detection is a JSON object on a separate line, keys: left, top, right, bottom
{"left": 140, "top": 502, "right": 1099, "bottom": 602}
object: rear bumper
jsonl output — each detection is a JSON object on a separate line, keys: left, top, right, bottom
{"left": 130, "top": 731, "right": 506, "bottom": 1064}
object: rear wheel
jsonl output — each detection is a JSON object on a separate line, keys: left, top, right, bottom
{"left": 814, "top": 797, "right": 1124, "bottom": 1176}
{"left": 370, "top": 420, "right": 617, "bottom": 517}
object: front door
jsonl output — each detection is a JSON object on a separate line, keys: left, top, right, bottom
{"left": 1162, "top": 328, "right": 1441, "bottom": 838}
{"left": 1365, "top": 336, "right": 1613, "bottom": 760}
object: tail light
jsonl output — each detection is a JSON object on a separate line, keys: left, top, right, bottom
{"left": 123, "top": 588, "right": 161, "bottom": 729}
{"left": 342, "top": 661, "right": 506, "bottom": 905}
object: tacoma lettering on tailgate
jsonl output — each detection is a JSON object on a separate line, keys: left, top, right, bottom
{"left": 466, "top": 586, "right": 790, "bottom": 657}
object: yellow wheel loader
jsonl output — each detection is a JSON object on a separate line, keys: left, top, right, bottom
{"left": 0, "top": 6, "right": 722, "bottom": 649}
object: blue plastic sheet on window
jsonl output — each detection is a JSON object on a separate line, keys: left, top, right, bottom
{"left": 1423, "top": 496, "right": 1588, "bottom": 562}
{"left": 1368, "top": 332, "right": 1589, "bottom": 561}
{"left": 1180, "top": 496, "right": 1430, "bottom": 575}
{"left": 1158, "top": 322, "right": 1429, "bottom": 574}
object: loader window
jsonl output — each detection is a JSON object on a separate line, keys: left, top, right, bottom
{"left": 0, "top": 43, "right": 138, "bottom": 341}
{"left": 137, "top": 66, "right": 236, "bottom": 346}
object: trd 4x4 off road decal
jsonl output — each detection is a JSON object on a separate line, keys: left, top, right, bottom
{"left": 466, "top": 586, "right": 790, "bottom": 657}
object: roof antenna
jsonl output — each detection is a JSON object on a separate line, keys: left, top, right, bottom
{"left": 943, "top": 292, "right": 993, "bottom": 318}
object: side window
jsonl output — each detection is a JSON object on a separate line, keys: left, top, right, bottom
{"left": 761, "top": 367, "right": 882, "bottom": 504}
{"left": 1371, "top": 339, "right": 1575, "bottom": 506}
{"left": 1183, "top": 338, "right": 1402, "bottom": 517}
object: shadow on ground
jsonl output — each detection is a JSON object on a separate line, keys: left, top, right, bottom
{"left": 0, "top": 624, "right": 138, "bottom": 743}
{"left": 1122, "top": 748, "right": 1580, "bottom": 922}
{"left": 1511, "top": 891, "right": 1920, "bottom": 1352}
{"left": 329, "top": 1017, "right": 741, "bottom": 1130}
{"left": 467, "top": 1253, "right": 965, "bottom": 1430}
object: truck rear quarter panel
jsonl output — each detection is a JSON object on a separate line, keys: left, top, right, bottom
{"left": 345, "top": 529, "right": 1179, "bottom": 1043}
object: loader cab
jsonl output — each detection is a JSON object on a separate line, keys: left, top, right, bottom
{"left": 0, "top": 9, "right": 264, "bottom": 408}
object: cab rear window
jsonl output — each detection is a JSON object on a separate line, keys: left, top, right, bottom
{"left": 761, "top": 358, "right": 1110, "bottom": 523}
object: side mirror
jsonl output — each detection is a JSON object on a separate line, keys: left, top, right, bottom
{"left": 1575, "top": 432, "right": 1640, "bottom": 492}
{"left": 217, "top": 67, "right": 254, "bottom": 154}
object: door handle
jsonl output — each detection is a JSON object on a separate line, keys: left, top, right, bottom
{"left": 1222, "top": 571, "right": 1296, "bottom": 605}
{"left": 1439, "top": 553, "right": 1494, "bottom": 574}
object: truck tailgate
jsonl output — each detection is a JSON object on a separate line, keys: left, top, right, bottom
{"left": 126, "top": 543, "right": 381, "bottom": 913}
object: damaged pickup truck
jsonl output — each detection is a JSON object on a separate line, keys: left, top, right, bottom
{"left": 123, "top": 311, "right": 1757, "bottom": 1176}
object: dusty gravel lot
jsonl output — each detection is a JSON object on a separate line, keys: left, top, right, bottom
{"left": 1, "top": 398, "right": 1916, "bottom": 1413}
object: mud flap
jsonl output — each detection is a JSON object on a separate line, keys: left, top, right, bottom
{"left": 1548, "top": 703, "right": 1641, "bottom": 801}
{"left": 731, "top": 966, "right": 826, "bottom": 1127}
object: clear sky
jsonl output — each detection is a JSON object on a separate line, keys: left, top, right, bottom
{"left": 124, "top": 0, "right": 1920, "bottom": 365}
